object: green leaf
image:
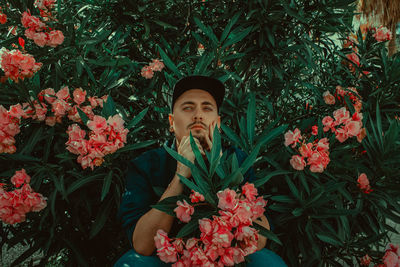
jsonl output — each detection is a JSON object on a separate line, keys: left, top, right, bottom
{"left": 116, "top": 140, "right": 156, "bottom": 153}
{"left": 102, "top": 95, "right": 117, "bottom": 118}
{"left": 157, "top": 45, "right": 182, "bottom": 77}
{"left": 222, "top": 26, "right": 253, "bottom": 49}
{"left": 247, "top": 93, "right": 256, "bottom": 145}
{"left": 239, "top": 145, "right": 260, "bottom": 175}
{"left": 254, "top": 170, "right": 292, "bottom": 187}
{"left": 89, "top": 199, "right": 113, "bottom": 239}
{"left": 253, "top": 223, "right": 282, "bottom": 245}
{"left": 101, "top": 171, "right": 113, "bottom": 201}
{"left": 126, "top": 107, "right": 148, "bottom": 129}
{"left": 315, "top": 233, "right": 342, "bottom": 247}
{"left": 221, "top": 124, "right": 245, "bottom": 149}
{"left": 189, "top": 133, "right": 207, "bottom": 174}
{"left": 77, "top": 107, "right": 89, "bottom": 125}
{"left": 220, "top": 12, "right": 241, "bottom": 42}
{"left": 66, "top": 174, "right": 103, "bottom": 196}
{"left": 163, "top": 143, "right": 195, "bottom": 170}
{"left": 151, "top": 195, "right": 184, "bottom": 217}
{"left": 193, "top": 17, "right": 218, "bottom": 44}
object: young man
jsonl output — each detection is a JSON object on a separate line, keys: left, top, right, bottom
{"left": 115, "top": 76, "right": 287, "bottom": 266}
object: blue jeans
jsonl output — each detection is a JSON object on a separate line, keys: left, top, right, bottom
{"left": 114, "top": 248, "right": 287, "bottom": 267}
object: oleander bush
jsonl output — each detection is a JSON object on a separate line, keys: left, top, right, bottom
{"left": 0, "top": 0, "right": 399, "bottom": 266}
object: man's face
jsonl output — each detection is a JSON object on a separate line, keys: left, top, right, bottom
{"left": 169, "top": 89, "right": 220, "bottom": 148}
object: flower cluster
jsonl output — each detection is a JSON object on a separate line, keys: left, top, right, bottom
{"left": 0, "top": 104, "right": 23, "bottom": 154}
{"left": 141, "top": 59, "right": 165, "bottom": 79}
{"left": 21, "top": 11, "right": 64, "bottom": 48}
{"left": 382, "top": 243, "right": 400, "bottom": 267}
{"left": 0, "top": 48, "right": 42, "bottom": 82}
{"left": 322, "top": 107, "right": 365, "bottom": 143}
{"left": 357, "top": 173, "right": 373, "bottom": 194}
{"left": 285, "top": 128, "right": 331, "bottom": 173}
{"left": 0, "top": 169, "right": 47, "bottom": 224}
{"left": 66, "top": 114, "right": 128, "bottom": 169}
{"left": 155, "top": 183, "right": 267, "bottom": 266}
{"left": 372, "top": 26, "right": 392, "bottom": 42}
{"left": 22, "top": 86, "right": 107, "bottom": 127}
{"left": 342, "top": 24, "right": 391, "bottom": 74}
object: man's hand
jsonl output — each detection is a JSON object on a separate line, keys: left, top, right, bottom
{"left": 176, "top": 135, "right": 204, "bottom": 178}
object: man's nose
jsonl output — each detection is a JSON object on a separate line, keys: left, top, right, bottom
{"left": 193, "top": 108, "right": 203, "bottom": 121}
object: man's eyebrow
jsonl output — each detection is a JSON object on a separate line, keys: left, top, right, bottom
{"left": 180, "top": 101, "right": 195, "bottom": 106}
{"left": 201, "top": 101, "right": 215, "bottom": 107}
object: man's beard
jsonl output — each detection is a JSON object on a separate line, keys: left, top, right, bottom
{"left": 191, "top": 132, "right": 210, "bottom": 151}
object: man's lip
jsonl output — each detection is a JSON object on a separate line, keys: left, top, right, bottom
{"left": 191, "top": 125, "right": 205, "bottom": 129}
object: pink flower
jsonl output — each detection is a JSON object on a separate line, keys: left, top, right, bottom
{"left": 174, "top": 199, "right": 194, "bottom": 223}
{"left": 47, "top": 30, "right": 64, "bottom": 47}
{"left": 346, "top": 52, "right": 360, "bottom": 69}
{"left": 149, "top": 59, "right": 165, "bottom": 72}
{"left": 0, "top": 13, "right": 7, "bottom": 24}
{"left": 199, "top": 218, "right": 213, "bottom": 235}
{"left": 322, "top": 116, "right": 335, "bottom": 132}
{"left": 336, "top": 85, "right": 345, "bottom": 97}
{"left": 73, "top": 87, "right": 87, "bottom": 105}
{"left": 8, "top": 104, "right": 24, "bottom": 119}
{"left": 157, "top": 245, "right": 177, "bottom": 263}
{"left": 333, "top": 107, "right": 350, "bottom": 125}
{"left": 211, "top": 225, "right": 234, "bottom": 248}
{"left": 345, "top": 120, "right": 362, "bottom": 137}
{"left": 32, "top": 32, "right": 48, "bottom": 47}
{"left": 39, "top": 88, "right": 56, "bottom": 103}
{"left": 383, "top": 250, "right": 400, "bottom": 267}
{"left": 335, "top": 127, "right": 349, "bottom": 143}
{"left": 21, "top": 12, "right": 45, "bottom": 31}
{"left": 290, "top": 155, "right": 306, "bottom": 171}
{"left": 107, "top": 114, "right": 125, "bottom": 132}
{"left": 0, "top": 49, "right": 42, "bottom": 82}
{"left": 87, "top": 115, "right": 107, "bottom": 134}
{"left": 311, "top": 125, "right": 318, "bottom": 135}
{"left": 154, "top": 229, "right": 171, "bottom": 249}
{"left": 241, "top": 182, "right": 258, "bottom": 201}
{"left": 357, "top": 128, "right": 367, "bottom": 143}
{"left": 56, "top": 86, "right": 70, "bottom": 100}
{"left": 220, "top": 248, "right": 235, "bottom": 266}
{"left": 316, "top": 138, "right": 329, "bottom": 152}
{"left": 323, "top": 91, "right": 335, "bottom": 105}
{"left": 190, "top": 190, "right": 205, "bottom": 203}
{"left": 299, "top": 143, "right": 313, "bottom": 158}
{"left": 141, "top": 65, "right": 154, "bottom": 79}
{"left": 357, "top": 173, "right": 372, "bottom": 194}
{"left": 284, "top": 128, "right": 302, "bottom": 147}
{"left": 10, "top": 169, "right": 30, "bottom": 188}
{"left": 360, "top": 254, "right": 371, "bottom": 266}
{"left": 217, "top": 188, "right": 237, "bottom": 210}
{"left": 374, "top": 26, "right": 392, "bottom": 42}
{"left": 235, "top": 225, "right": 257, "bottom": 241}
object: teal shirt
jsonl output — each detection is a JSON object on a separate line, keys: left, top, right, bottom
{"left": 118, "top": 141, "right": 256, "bottom": 246}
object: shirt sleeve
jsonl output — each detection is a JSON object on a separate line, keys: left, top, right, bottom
{"left": 117, "top": 153, "right": 154, "bottom": 247}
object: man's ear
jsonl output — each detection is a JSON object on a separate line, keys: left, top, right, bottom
{"left": 217, "top": 116, "right": 221, "bottom": 129}
{"left": 168, "top": 114, "right": 174, "bottom": 127}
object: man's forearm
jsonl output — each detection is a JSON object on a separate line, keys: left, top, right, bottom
{"left": 132, "top": 175, "right": 183, "bottom": 256}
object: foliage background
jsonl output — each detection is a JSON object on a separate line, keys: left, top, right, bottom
{"left": 0, "top": 0, "right": 400, "bottom": 266}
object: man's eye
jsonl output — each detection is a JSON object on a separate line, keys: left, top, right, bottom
{"left": 183, "top": 107, "right": 192, "bottom": 111}
{"left": 204, "top": 107, "right": 213, "bottom": 111}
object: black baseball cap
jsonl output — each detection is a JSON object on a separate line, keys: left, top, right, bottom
{"left": 171, "top": 75, "right": 225, "bottom": 112}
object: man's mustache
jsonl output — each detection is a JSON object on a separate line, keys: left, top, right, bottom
{"left": 187, "top": 122, "right": 207, "bottom": 129}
